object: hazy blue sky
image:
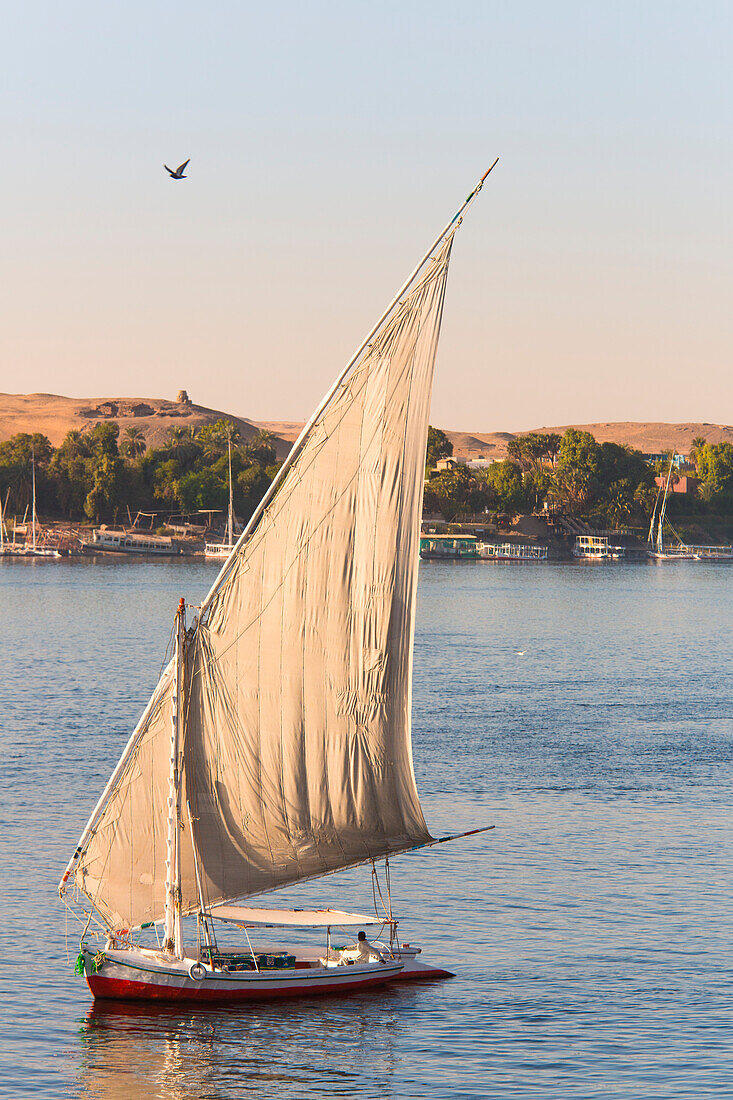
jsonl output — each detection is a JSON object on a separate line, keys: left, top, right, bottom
{"left": 3, "top": 1, "right": 732, "bottom": 430}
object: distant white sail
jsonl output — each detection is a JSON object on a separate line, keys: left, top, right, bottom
{"left": 71, "top": 233, "right": 455, "bottom": 930}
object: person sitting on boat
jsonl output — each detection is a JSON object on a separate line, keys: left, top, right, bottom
{"left": 341, "top": 930, "right": 387, "bottom": 964}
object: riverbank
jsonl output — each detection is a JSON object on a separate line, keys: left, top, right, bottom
{"left": 1, "top": 520, "right": 211, "bottom": 557}
{"left": 421, "top": 515, "right": 649, "bottom": 561}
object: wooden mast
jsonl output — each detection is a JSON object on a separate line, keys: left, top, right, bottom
{"left": 227, "top": 438, "right": 234, "bottom": 548}
{"left": 163, "top": 597, "right": 186, "bottom": 956}
{"left": 31, "top": 448, "right": 37, "bottom": 551}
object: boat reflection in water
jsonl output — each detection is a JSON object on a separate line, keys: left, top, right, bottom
{"left": 77, "top": 988, "right": 411, "bottom": 1099}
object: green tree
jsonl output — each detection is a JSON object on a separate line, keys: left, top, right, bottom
{"left": 425, "top": 426, "right": 453, "bottom": 470}
{"left": 0, "top": 432, "right": 54, "bottom": 512}
{"left": 424, "top": 466, "right": 474, "bottom": 520}
{"left": 197, "top": 419, "right": 241, "bottom": 459}
{"left": 176, "top": 467, "right": 227, "bottom": 512}
{"left": 86, "top": 422, "right": 120, "bottom": 458}
{"left": 84, "top": 453, "right": 125, "bottom": 521}
{"left": 551, "top": 430, "right": 602, "bottom": 511}
{"left": 49, "top": 429, "right": 95, "bottom": 517}
{"left": 243, "top": 429, "right": 276, "bottom": 467}
{"left": 689, "top": 436, "right": 706, "bottom": 471}
{"left": 152, "top": 458, "right": 183, "bottom": 506}
{"left": 696, "top": 442, "right": 733, "bottom": 502}
{"left": 507, "top": 432, "right": 561, "bottom": 474}
{"left": 121, "top": 426, "right": 147, "bottom": 458}
{"left": 479, "top": 461, "right": 527, "bottom": 513}
{"left": 235, "top": 464, "right": 273, "bottom": 521}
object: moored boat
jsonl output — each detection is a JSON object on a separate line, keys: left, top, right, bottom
{"left": 419, "top": 533, "right": 479, "bottom": 559}
{"left": 478, "top": 541, "right": 547, "bottom": 561}
{"left": 2, "top": 450, "right": 62, "bottom": 558}
{"left": 80, "top": 528, "right": 182, "bottom": 556}
{"left": 646, "top": 456, "right": 695, "bottom": 560}
{"left": 572, "top": 535, "right": 624, "bottom": 561}
{"left": 647, "top": 458, "right": 733, "bottom": 562}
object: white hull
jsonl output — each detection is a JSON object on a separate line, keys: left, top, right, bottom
{"left": 478, "top": 552, "right": 547, "bottom": 562}
{"left": 204, "top": 542, "right": 235, "bottom": 559}
{"left": 647, "top": 550, "right": 698, "bottom": 561}
{"left": 0, "top": 546, "right": 61, "bottom": 558}
{"left": 81, "top": 529, "right": 181, "bottom": 556}
{"left": 83, "top": 947, "right": 405, "bottom": 1002}
{"left": 81, "top": 942, "right": 451, "bottom": 1003}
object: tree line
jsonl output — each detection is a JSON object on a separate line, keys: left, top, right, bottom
{"left": 424, "top": 428, "right": 733, "bottom": 525}
{"left": 2, "top": 420, "right": 732, "bottom": 530}
{"left": 0, "top": 421, "right": 279, "bottom": 525}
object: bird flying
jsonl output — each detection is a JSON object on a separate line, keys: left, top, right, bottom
{"left": 164, "top": 159, "right": 190, "bottom": 179}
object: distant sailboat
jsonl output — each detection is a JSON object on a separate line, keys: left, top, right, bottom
{"left": 15, "top": 449, "right": 61, "bottom": 559}
{"left": 0, "top": 490, "right": 8, "bottom": 557}
{"left": 59, "top": 165, "right": 498, "bottom": 1003}
{"left": 647, "top": 456, "right": 697, "bottom": 561}
{"left": 204, "top": 439, "right": 236, "bottom": 559}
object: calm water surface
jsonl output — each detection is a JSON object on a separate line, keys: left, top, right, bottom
{"left": 1, "top": 558, "right": 732, "bottom": 1099}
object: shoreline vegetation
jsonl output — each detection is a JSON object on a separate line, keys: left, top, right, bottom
{"left": 423, "top": 427, "right": 733, "bottom": 544}
{"left": 2, "top": 420, "right": 733, "bottom": 554}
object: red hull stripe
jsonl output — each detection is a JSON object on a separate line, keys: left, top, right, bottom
{"left": 88, "top": 971, "right": 399, "bottom": 1003}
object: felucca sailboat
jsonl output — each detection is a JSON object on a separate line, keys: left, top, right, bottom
{"left": 647, "top": 455, "right": 733, "bottom": 562}
{"left": 647, "top": 455, "right": 697, "bottom": 561}
{"left": 60, "top": 167, "right": 497, "bottom": 1003}
{"left": 13, "top": 449, "right": 62, "bottom": 558}
{"left": 204, "top": 438, "right": 236, "bottom": 559}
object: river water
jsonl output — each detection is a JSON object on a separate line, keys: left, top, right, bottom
{"left": 1, "top": 557, "right": 732, "bottom": 1099}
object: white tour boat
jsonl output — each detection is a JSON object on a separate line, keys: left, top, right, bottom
{"left": 572, "top": 535, "right": 624, "bottom": 561}
{"left": 59, "top": 167, "right": 497, "bottom": 1004}
{"left": 80, "top": 528, "right": 182, "bottom": 556}
{"left": 478, "top": 541, "right": 548, "bottom": 561}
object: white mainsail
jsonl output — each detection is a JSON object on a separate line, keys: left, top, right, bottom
{"left": 184, "top": 237, "right": 453, "bottom": 909}
{"left": 65, "top": 224, "right": 462, "bottom": 932}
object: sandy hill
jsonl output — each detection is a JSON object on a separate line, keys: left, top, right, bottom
{"left": 251, "top": 420, "right": 304, "bottom": 444}
{"left": 254, "top": 419, "right": 733, "bottom": 459}
{"left": 4, "top": 398, "right": 731, "bottom": 466}
{"left": 0, "top": 393, "right": 292, "bottom": 459}
{"left": 444, "top": 422, "right": 733, "bottom": 459}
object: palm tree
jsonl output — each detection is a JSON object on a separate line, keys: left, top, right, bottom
{"left": 121, "top": 426, "right": 147, "bottom": 459}
{"left": 164, "top": 424, "right": 198, "bottom": 457}
{"left": 197, "top": 419, "right": 240, "bottom": 459}
{"left": 690, "top": 436, "right": 706, "bottom": 472}
{"left": 244, "top": 429, "right": 276, "bottom": 466}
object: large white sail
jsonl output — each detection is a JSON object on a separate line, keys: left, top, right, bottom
{"left": 69, "top": 233, "right": 455, "bottom": 931}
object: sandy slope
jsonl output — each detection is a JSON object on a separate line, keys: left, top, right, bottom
{"left": 443, "top": 422, "right": 733, "bottom": 459}
{"left": 0, "top": 393, "right": 292, "bottom": 458}
{"left": 3, "top": 394, "right": 731, "bottom": 463}
{"left": 254, "top": 419, "right": 733, "bottom": 459}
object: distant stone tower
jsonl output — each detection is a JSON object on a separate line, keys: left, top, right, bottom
{"left": 177, "top": 390, "right": 192, "bottom": 406}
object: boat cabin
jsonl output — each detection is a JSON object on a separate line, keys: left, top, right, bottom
{"left": 419, "top": 534, "right": 478, "bottom": 559}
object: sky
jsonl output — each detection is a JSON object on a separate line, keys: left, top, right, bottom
{"left": 2, "top": 1, "right": 732, "bottom": 432}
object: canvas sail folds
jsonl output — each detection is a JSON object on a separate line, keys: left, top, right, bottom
{"left": 70, "top": 234, "right": 454, "bottom": 930}
{"left": 70, "top": 663, "right": 189, "bottom": 930}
